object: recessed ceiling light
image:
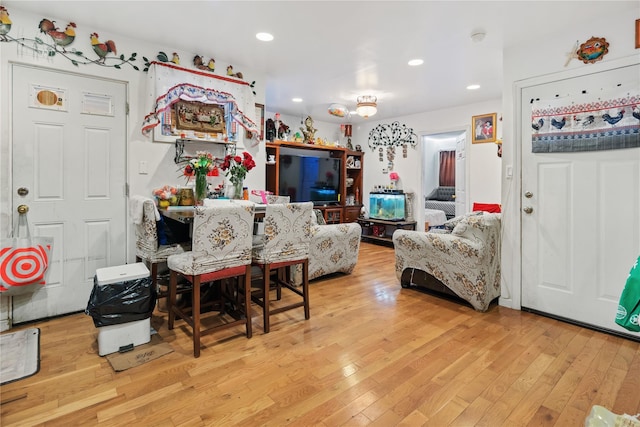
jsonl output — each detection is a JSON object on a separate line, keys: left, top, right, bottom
{"left": 292, "top": 98, "right": 303, "bottom": 103}
{"left": 408, "top": 59, "right": 424, "bottom": 66}
{"left": 467, "top": 84, "right": 481, "bottom": 90}
{"left": 256, "top": 32, "right": 274, "bottom": 42}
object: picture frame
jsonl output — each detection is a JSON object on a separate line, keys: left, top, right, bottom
{"left": 472, "top": 113, "right": 497, "bottom": 144}
{"left": 246, "top": 103, "right": 265, "bottom": 141}
{"left": 636, "top": 19, "right": 640, "bottom": 49}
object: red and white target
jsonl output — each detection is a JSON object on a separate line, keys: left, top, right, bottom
{"left": 0, "top": 244, "right": 51, "bottom": 291}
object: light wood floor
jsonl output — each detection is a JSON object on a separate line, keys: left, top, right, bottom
{"left": 2, "top": 242, "right": 639, "bottom": 426}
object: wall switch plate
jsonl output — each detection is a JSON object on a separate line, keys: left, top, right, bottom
{"left": 139, "top": 161, "right": 148, "bottom": 175}
{"left": 506, "top": 164, "right": 513, "bottom": 179}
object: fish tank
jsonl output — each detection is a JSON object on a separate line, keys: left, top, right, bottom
{"left": 369, "top": 192, "right": 405, "bottom": 221}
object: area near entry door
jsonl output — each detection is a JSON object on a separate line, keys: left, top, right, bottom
{"left": 11, "top": 64, "right": 128, "bottom": 324}
{"left": 520, "top": 62, "right": 639, "bottom": 338}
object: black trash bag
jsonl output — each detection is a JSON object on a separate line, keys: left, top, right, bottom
{"left": 85, "top": 275, "right": 157, "bottom": 327}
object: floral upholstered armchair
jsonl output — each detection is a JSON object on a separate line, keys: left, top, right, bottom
{"left": 393, "top": 212, "right": 501, "bottom": 311}
{"left": 292, "top": 210, "right": 362, "bottom": 283}
{"left": 308, "top": 210, "right": 361, "bottom": 280}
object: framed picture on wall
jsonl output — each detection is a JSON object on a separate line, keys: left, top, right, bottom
{"left": 472, "top": 113, "right": 497, "bottom": 144}
{"left": 246, "top": 103, "right": 265, "bottom": 141}
{"left": 636, "top": 19, "right": 640, "bottom": 49}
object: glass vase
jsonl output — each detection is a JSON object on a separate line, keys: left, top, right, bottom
{"left": 232, "top": 179, "right": 244, "bottom": 200}
{"left": 195, "top": 171, "right": 208, "bottom": 205}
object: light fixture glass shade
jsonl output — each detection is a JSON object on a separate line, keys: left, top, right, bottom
{"left": 356, "top": 95, "right": 377, "bottom": 118}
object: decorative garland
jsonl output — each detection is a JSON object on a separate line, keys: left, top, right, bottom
{"left": 0, "top": 7, "right": 257, "bottom": 95}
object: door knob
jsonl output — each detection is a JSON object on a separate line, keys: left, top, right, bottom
{"left": 524, "top": 191, "right": 533, "bottom": 198}
{"left": 523, "top": 206, "right": 533, "bottom": 214}
{"left": 17, "top": 205, "right": 29, "bottom": 214}
{"left": 17, "top": 187, "right": 29, "bottom": 196}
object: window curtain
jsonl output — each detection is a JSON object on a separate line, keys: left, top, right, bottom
{"left": 439, "top": 150, "right": 455, "bottom": 186}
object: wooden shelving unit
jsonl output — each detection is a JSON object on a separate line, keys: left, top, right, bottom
{"left": 265, "top": 141, "right": 364, "bottom": 223}
{"left": 357, "top": 218, "right": 417, "bottom": 246}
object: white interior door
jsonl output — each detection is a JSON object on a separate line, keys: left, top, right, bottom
{"left": 11, "top": 64, "right": 127, "bottom": 324}
{"left": 455, "top": 132, "right": 467, "bottom": 216}
{"left": 521, "top": 62, "right": 640, "bottom": 337}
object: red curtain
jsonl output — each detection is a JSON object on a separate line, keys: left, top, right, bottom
{"left": 439, "top": 151, "right": 455, "bottom": 186}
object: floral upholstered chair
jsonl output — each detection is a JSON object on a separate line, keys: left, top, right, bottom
{"left": 308, "top": 210, "right": 361, "bottom": 281}
{"left": 393, "top": 212, "right": 502, "bottom": 311}
{"left": 132, "top": 196, "right": 190, "bottom": 293}
{"left": 251, "top": 202, "right": 313, "bottom": 333}
{"left": 167, "top": 202, "right": 255, "bottom": 357}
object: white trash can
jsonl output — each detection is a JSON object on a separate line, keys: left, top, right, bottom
{"left": 93, "top": 263, "right": 152, "bottom": 356}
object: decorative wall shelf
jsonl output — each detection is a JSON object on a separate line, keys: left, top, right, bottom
{"left": 174, "top": 138, "right": 235, "bottom": 164}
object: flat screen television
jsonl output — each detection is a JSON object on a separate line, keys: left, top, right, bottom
{"left": 278, "top": 154, "right": 341, "bottom": 205}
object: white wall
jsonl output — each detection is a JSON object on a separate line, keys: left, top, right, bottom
{"left": 351, "top": 99, "right": 502, "bottom": 230}
{"left": 0, "top": 6, "right": 267, "bottom": 329}
{"left": 499, "top": 11, "right": 639, "bottom": 309}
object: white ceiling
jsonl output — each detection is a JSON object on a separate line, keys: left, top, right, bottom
{"left": 6, "top": 1, "right": 639, "bottom": 124}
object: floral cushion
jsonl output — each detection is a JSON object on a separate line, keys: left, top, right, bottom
{"left": 167, "top": 202, "right": 255, "bottom": 276}
{"left": 308, "top": 222, "right": 361, "bottom": 280}
{"left": 135, "top": 198, "right": 190, "bottom": 263}
{"left": 252, "top": 202, "right": 313, "bottom": 264}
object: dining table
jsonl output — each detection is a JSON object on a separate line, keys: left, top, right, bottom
{"left": 159, "top": 201, "right": 268, "bottom": 236}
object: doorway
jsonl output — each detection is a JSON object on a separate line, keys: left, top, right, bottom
{"left": 422, "top": 130, "right": 468, "bottom": 218}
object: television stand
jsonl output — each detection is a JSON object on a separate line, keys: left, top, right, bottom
{"left": 357, "top": 218, "right": 416, "bottom": 246}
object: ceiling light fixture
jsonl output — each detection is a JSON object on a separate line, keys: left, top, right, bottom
{"left": 408, "top": 59, "right": 424, "bottom": 66}
{"left": 292, "top": 97, "right": 303, "bottom": 102}
{"left": 356, "top": 95, "right": 377, "bottom": 118}
{"left": 256, "top": 32, "right": 274, "bottom": 42}
{"left": 467, "top": 84, "right": 481, "bottom": 90}
{"left": 470, "top": 30, "right": 486, "bottom": 43}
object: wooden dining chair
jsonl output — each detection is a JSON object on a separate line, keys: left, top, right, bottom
{"left": 166, "top": 202, "right": 255, "bottom": 357}
{"left": 251, "top": 202, "right": 313, "bottom": 333}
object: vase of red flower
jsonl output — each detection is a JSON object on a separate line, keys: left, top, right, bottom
{"left": 221, "top": 151, "right": 255, "bottom": 199}
{"left": 182, "top": 151, "right": 218, "bottom": 204}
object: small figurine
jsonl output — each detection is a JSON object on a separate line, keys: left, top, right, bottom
{"left": 194, "top": 55, "right": 208, "bottom": 70}
{"left": 207, "top": 58, "right": 215, "bottom": 72}
{"left": 355, "top": 144, "right": 362, "bottom": 151}
{"left": 265, "top": 118, "right": 276, "bottom": 142}
{"left": 171, "top": 52, "right": 180, "bottom": 64}
{"left": 300, "top": 116, "right": 317, "bottom": 144}
{"left": 226, "top": 65, "right": 243, "bottom": 79}
{"left": 277, "top": 121, "right": 290, "bottom": 140}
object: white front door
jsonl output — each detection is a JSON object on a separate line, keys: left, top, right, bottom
{"left": 11, "top": 64, "right": 127, "bottom": 324}
{"left": 521, "top": 62, "right": 640, "bottom": 337}
{"left": 455, "top": 132, "right": 467, "bottom": 216}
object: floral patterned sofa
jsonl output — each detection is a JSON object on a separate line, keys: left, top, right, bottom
{"left": 293, "top": 210, "right": 362, "bottom": 283}
{"left": 392, "top": 212, "right": 501, "bottom": 311}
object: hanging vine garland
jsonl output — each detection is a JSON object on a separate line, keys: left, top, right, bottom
{"left": 0, "top": 10, "right": 135, "bottom": 70}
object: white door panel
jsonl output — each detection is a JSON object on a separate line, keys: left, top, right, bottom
{"left": 521, "top": 63, "right": 640, "bottom": 338}
{"left": 455, "top": 133, "right": 467, "bottom": 216}
{"left": 11, "top": 65, "right": 127, "bottom": 323}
